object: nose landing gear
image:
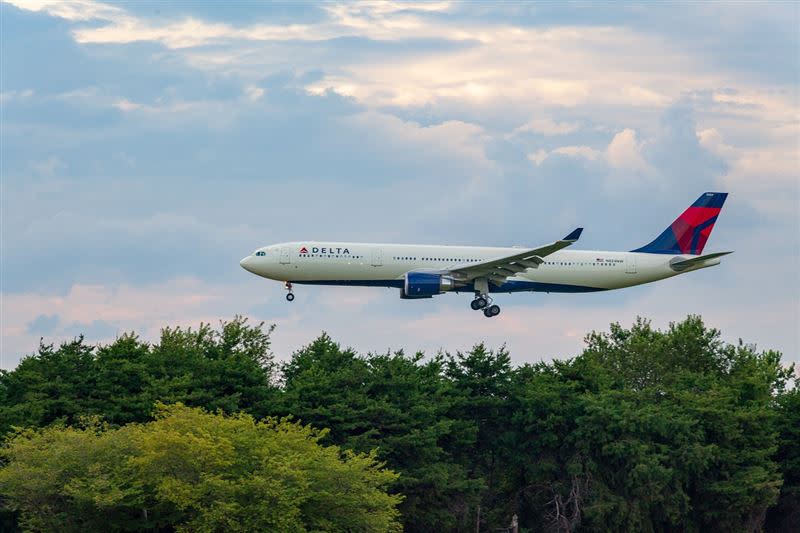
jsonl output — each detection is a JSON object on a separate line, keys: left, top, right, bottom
{"left": 285, "top": 282, "right": 295, "bottom": 302}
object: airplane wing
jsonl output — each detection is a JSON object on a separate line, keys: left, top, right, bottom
{"left": 669, "top": 251, "right": 733, "bottom": 271}
{"left": 448, "top": 228, "right": 583, "bottom": 286}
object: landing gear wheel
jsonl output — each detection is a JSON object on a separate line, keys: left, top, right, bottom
{"left": 483, "top": 307, "right": 493, "bottom": 318}
{"left": 488, "top": 304, "right": 500, "bottom": 317}
{"left": 471, "top": 297, "right": 488, "bottom": 310}
{"left": 284, "top": 281, "right": 294, "bottom": 302}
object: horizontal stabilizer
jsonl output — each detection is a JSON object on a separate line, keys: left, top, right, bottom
{"left": 669, "top": 251, "right": 733, "bottom": 272}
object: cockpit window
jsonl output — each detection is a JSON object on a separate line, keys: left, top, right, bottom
{"left": 255, "top": 251, "right": 266, "bottom": 257}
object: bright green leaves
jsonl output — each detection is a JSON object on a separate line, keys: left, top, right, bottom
{"left": 0, "top": 404, "right": 402, "bottom": 532}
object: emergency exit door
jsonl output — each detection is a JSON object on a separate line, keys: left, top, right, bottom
{"left": 625, "top": 255, "right": 637, "bottom": 274}
{"left": 371, "top": 248, "right": 383, "bottom": 267}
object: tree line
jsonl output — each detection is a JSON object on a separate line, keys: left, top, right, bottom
{"left": 0, "top": 316, "right": 797, "bottom": 532}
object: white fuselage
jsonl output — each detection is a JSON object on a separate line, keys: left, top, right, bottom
{"left": 240, "top": 242, "right": 721, "bottom": 294}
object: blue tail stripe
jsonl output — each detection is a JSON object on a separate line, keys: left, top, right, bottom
{"left": 691, "top": 192, "right": 728, "bottom": 208}
{"left": 632, "top": 228, "right": 679, "bottom": 254}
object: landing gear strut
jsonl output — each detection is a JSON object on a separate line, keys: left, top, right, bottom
{"left": 285, "top": 282, "right": 295, "bottom": 302}
{"left": 470, "top": 278, "right": 499, "bottom": 318}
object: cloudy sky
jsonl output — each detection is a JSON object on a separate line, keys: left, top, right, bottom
{"left": 2, "top": 0, "right": 798, "bottom": 368}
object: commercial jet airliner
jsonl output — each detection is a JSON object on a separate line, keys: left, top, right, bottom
{"left": 240, "top": 192, "right": 731, "bottom": 318}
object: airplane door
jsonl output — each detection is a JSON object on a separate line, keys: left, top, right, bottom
{"left": 371, "top": 248, "right": 383, "bottom": 267}
{"left": 625, "top": 255, "right": 637, "bottom": 274}
{"left": 279, "top": 247, "right": 291, "bottom": 265}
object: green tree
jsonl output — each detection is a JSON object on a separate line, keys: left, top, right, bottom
{"left": 492, "top": 317, "right": 788, "bottom": 532}
{"left": 89, "top": 333, "right": 153, "bottom": 425}
{"left": 144, "top": 317, "right": 278, "bottom": 415}
{"left": 574, "top": 316, "right": 786, "bottom": 531}
{"left": 1, "top": 315, "right": 792, "bottom": 532}
{"left": 279, "top": 334, "right": 481, "bottom": 532}
{"left": 0, "top": 317, "right": 278, "bottom": 436}
{"left": 444, "top": 343, "right": 514, "bottom": 529}
{"left": 0, "top": 404, "right": 402, "bottom": 532}
{"left": 0, "top": 337, "right": 96, "bottom": 434}
{"left": 766, "top": 379, "right": 800, "bottom": 532}
{"left": 505, "top": 360, "right": 593, "bottom": 531}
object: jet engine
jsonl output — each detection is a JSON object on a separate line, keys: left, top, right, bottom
{"left": 401, "top": 272, "right": 457, "bottom": 299}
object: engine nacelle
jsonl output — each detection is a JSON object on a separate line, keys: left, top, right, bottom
{"left": 399, "top": 289, "right": 431, "bottom": 299}
{"left": 403, "top": 272, "right": 457, "bottom": 298}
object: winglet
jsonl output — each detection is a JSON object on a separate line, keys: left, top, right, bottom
{"left": 563, "top": 227, "right": 583, "bottom": 242}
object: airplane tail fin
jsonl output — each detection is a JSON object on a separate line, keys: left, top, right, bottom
{"left": 632, "top": 192, "right": 728, "bottom": 255}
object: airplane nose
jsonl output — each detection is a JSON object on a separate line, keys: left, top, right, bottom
{"left": 240, "top": 256, "right": 255, "bottom": 273}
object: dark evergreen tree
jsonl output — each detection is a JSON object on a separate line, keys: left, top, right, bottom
{"left": 279, "top": 334, "right": 481, "bottom": 532}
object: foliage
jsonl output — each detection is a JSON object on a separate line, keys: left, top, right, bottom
{"left": 573, "top": 317, "right": 789, "bottom": 532}
{"left": 278, "top": 334, "right": 482, "bottom": 532}
{"left": 0, "top": 315, "right": 795, "bottom": 532}
{"left": 0, "top": 316, "right": 277, "bottom": 434}
{"left": 766, "top": 383, "right": 800, "bottom": 532}
{"left": 0, "top": 404, "right": 402, "bottom": 532}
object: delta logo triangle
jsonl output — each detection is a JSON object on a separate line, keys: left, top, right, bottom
{"left": 299, "top": 246, "right": 308, "bottom": 254}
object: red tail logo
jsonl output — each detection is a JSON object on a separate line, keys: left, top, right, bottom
{"left": 633, "top": 192, "right": 728, "bottom": 255}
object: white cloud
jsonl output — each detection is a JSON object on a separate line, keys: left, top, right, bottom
{"left": 606, "top": 128, "right": 650, "bottom": 172}
{"left": 0, "top": 89, "right": 34, "bottom": 102}
{"left": 698, "top": 127, "right": 800, "bottom": 216}
{"left": 526, "top": 141, "right": 611, "bottom": 167}
{"left": 28, "top": 156, "right": 65, "bottom": 177}
{"left": 345, "top": 111, "right": 496, "bottom": 174}
{"left": 514, "top": 117, "right": 580, "bottom": 136}
{"left": 243, "top": 85, "right": 265, "bottom": 102}
{"left": 10, "top": 0, "right": 797, "bottom": 130}
{"left": 113, "top": 98, "right": 142, "bottom": 112}
{"left": 553, "top": 145, "right": 601, "bottom": 160}
{"left": 7, "top": 0, "right": 124, "bottom": 22}
{"left": 0, "top": 0, "right": 711, "bottom": 110}
{"left": 527, "top": 149, "right": 549, "bottom": 166}
{"left": 1, "top": 278, "right": 259, "bottom": 367}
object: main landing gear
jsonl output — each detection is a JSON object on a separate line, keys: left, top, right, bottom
{"left": 285, "top": 282, "right": 295, "bottom": 302}
{"left": 470, "top": 293, "right": 500, "bottom": 318}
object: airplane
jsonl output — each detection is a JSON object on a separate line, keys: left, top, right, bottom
{"left": 240, "top": 192, "right": 731, "bottom": 318}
